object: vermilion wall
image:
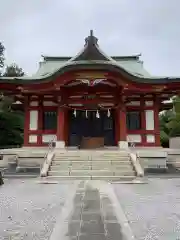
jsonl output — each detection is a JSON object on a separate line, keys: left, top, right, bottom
{"left": 24, "top": 97, "right": 160, "bottom": 147}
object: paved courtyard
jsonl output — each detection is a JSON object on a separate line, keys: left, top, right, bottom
{"left": 0, "top": 178, "right": 180, "bottom": 239}
{"left": 113, "top": 178, "right": 180, "bottom": 240}
{"left": 0, "top": 179, "right": 73, "bottom": 240}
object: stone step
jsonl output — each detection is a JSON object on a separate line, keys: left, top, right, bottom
{"left": 18, "top": 153, "right": 45, "bottom": 158}
{"left": 92, "top": 154, "right": 130, "bottom": 157}
{"left": 48, "top": 169, "right": 135, "bottom": 176}
{"left": 55, "top": 152, "right": 129, "bottom": 157}
{"left": 50, "top": 165, "right": 91, "bottom": 171}
{"left": 50, "top": 165, "right": 133, "bottom": 171}
{"left": 52, "top": 160, "right": 131, "bottom": 168}
{"left": 54, "top": 157, "right": 130, "bottom": 161}
{"left": 91, "top": 152, "right": 129, "bottom": 156}
{"left": 45, "top": 175, "right": 135, "bottom": 181}
{"left": 54, "top": 157, "right": 89, "bottom": 161}
{"left": 92, "top": 157, "right": 130, "bottom": 161}
{"left": 50, "top": 163, "right": 133, "bottom": 171}
{"left": 3, "top": 174, "right": 38, "bottom": 178}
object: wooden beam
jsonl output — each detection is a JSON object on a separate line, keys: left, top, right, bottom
{"left": 66, "top": 97, "right": 117, "bottom": 105}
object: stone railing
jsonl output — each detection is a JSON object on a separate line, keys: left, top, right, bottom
{"left": 129, "top": 152, "right": 144, "bottom": 177}
{"left": 40, "top": 138, "right": 56, "bottom": 177}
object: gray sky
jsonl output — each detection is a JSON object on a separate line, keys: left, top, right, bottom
{"left": 1, "top": 0, "right": 180, "bottom": 76}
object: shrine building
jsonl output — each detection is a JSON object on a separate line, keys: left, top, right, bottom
{"left": 0, "top": 30, "right": 179, "bottom": 149}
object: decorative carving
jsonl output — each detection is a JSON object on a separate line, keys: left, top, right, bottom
{"left": 85, "top": 30, "right": 98, "bottom": 46}
{"left": 78, "top": 78, "right": 106, "bottom": 86}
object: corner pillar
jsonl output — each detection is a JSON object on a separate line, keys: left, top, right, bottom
{"left": 23, "top": 97, "right": 29, "bottom": 146}
{"left": 37, "top": 99, "right": 43, "bottom": 145}
{"left": 154, "top": 96, "right": 161, "bottom": 146}
{"left": 117, "top": 104, "right": 128, "bottom": 149}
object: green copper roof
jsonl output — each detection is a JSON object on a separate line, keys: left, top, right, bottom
{"left": 0, "top": 30, "right": 180, "bottom": 84}
{"left": 34, "top": 55, "right": 151, "bottom": 78}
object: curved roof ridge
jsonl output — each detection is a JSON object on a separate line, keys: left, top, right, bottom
{"left": 14, "top": 60, "right": 167, "bottom": 80}
{"left": 68, "top": 30, "right": 116, "bottom": 62}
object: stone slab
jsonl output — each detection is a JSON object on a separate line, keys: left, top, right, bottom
{"left": 137, "top": 151, "right": 167, "bottom": 158}
{"left": 113, "top": 178, "right": 180, "bottom": 240}
{"left": 0, "top": 179, "right": 71, "bottom": 240}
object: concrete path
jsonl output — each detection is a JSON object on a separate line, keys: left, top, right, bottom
{"left": 50, "top": 180, "right": 133, "bottom": 240}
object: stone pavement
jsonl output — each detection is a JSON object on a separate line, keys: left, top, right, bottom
{"left": 0, "top": 179, "right": 130, "bottom": 240}
{"left": 0, "top": 179, "right": 74, "bottom": 240}
{"left": 63, "top": 182, "right": 125, "bottom": 239}
{"left": 49, "top": 180, "right": 130, "bottom": 240}
{"left": 1, "top": 178, "right": 180, "bottom": 239}
{"left": 113, "top": 178, "right": 180, "bottom": 240}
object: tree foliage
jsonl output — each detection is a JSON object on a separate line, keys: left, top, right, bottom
{"left": 160, "top": 96, "right": 180, "bottom": 147}
{"left": 0, "top": 42, "right": 5, "bottom": 76}
{"left": 3, "top": 63, "right": 24, "bottom": 77}
{"left": 0, "top": 42, "right": 25, "bottom": 148}
{"left": 159, "top": 110, "right": 173, "bottom": 147}
{"left": 0, "top": 111, "right": 24, "bottom": 147}
{"left": 166, "top": 96, "right": 180, "bottom": 137}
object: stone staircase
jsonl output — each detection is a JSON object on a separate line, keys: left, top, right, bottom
{"left": 46, "top": 150, "right": 136, "bottom": 180}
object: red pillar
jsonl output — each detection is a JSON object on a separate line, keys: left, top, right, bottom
{"left": 37, "top": 99, "right": 43, "bottom": 145}
{"left": 116, "top": 104, "right": 128, "bottom": 148}
{"left": 115, "top": 109, "right": 120, "bottom": 145}
{"left": 154, "top": 96, "right": 161, "bottom": 146}
{"left": 23, "top": 97, "right": 29, "bottom": 146}
{"left": 64, "top": 109, "right": 69, "bottom": 146}
{"left": 56, "top": 107, "right": 65, "bottom": 147}
{"left": 140, "top": 97, "right": 146, "bottom": 146}
{"left": 119, "top": 106, "right": 127, "bottom": 142}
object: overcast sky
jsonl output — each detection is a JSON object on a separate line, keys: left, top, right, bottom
{"left": 1, "top": 0, "right": 180, "bottom": 76}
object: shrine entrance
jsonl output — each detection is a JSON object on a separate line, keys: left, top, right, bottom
{"left": 68, "top": 110, "right": 115, "bottom": 148}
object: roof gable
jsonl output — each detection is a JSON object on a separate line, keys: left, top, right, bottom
{"left": 69, "top": 30, "right": 115, "bottom": 62}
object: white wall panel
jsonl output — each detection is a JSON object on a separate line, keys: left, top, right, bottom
{"left": 146, "top": 135, "right": 155, "bottom": 143}
{"left": 145, "top": 110, "right": 154, "bottom": 130}
{"left": 29, "top": 110, "right": 38, "bottom": 130}
{"left": 29, "top": 135, "right": 37, "bottom": 143}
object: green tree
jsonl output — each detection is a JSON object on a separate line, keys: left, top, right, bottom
{"left": 0, "top": 60, "right": 25, "bottom": 147}
{"left": 166, "top": 96, "right": 180, "bottom": 137}
{"left": 3, "top": 63, "right": 24, "bottom": 77}
{"left": 159, "top": 109, "right": 173, "bottom": 147}
{"left": 0, "top": 111, "right": 24, "bottom": 147}
{"left": 0, "top": 42, "right": 5, "bottom": 76}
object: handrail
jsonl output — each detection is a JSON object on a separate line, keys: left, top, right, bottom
{"left": 44, "top": 137, "right": 56, "bottom": 163}
{"left": 40, "top": 137, "right": 56, "bottom": 174}
{"left": 127, "top": 136, "right": 144, "bottom": 177}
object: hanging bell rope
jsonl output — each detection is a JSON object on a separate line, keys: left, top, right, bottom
{"left": 73, "top": 109, "right": 76, "bottom": 117}
{"left": 107, "top": 108, "right": 111, "bottom": 118}
{"left": 96, "top": 110, "right": 100, "bottom": 118}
